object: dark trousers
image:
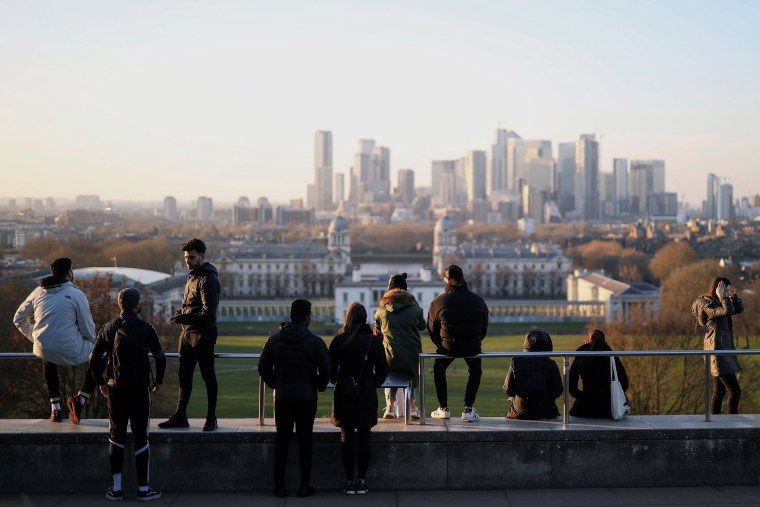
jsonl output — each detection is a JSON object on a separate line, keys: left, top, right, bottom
{"left": 274, "top": 398, "right": 317, "bottom": 485}
{"left": 43, "top": 361, "right": 97, "bottom": 402}
{"left": 340, "top": 427, "right": 371, "bottom": 481}
{"left": 108, "top": 384, "right": 152, "bottom": 486}
{"left": 433, "top": 357, "right": 482, "bottom": 408}
{"left": 176, "top": 330, "right": 218, "bottom": 417}
{"left": 711, "top": 373, "right": 741, "bottom": 414}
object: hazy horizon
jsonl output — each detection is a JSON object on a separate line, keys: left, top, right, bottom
{"left": 2, "top": 0, "right": 758, "bottom": 208}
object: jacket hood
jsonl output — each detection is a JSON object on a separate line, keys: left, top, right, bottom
{"left": 378, "top": 289, "right": 417, "bottom": 310}
{"left": 523, "top": 330, "right": 553, "bottom": 352}
{"left": 278, "top": 322, "right": 312, "bottom": 344}
{"left": 575, "top": 341, "right": 613, "bottom": 353}
{"left": 38, "top": 276, "right": 70, "bottom": 289}
{"left": 445, "top": 282, "right": 469, "bottom": 293}
{"left": 191, "top": 262, "right": 218, "bottom": 276}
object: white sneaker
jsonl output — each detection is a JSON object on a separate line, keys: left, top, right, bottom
{"left": 382, "top": 406, "right": 396, "bottom": 419}
{"left": 410, "top": 406, "right": 420, "bottom": 419}
{"left": 461, "top": 407, "right": 480, "bottom": 422}
{"left": 431, "top": 407, "right": 450, "bottom": 419}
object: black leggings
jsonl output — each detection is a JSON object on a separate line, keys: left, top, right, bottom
{"left": 340, "top": 427, "right": 371, "bottom": 481}
{"left": 43, "top": 361, "right": 97, "bottom": 402}
{"left": 108, "top": 384, "right": 152, "bottom": 486}
{"left": 711, "top": 374, "right": 741, "bottom": 415}
{"left": 274, "top": 398, "right": 317, "bottom": 485}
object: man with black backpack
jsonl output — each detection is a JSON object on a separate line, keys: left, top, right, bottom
{"left": 88, "top": 288, "right": 166, "bottom": 502}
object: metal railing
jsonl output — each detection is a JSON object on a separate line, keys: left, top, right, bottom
{"left": 418, "top": 349, "right": 760, "bottom": 425}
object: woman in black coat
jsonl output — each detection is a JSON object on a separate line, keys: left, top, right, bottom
{"left": 504, "top": 329, "right": 563, "bottom": 420}
{"left": 569, "top": 329, "right": 629, "bottom": 419}
{"left": 329, "top": 302, "right": 388, "bottom": 495}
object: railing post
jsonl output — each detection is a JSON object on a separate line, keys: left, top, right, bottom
{"left": 258, "top": 375, "right": 265, "bottom": 426}
{"left": 419, "top": 354, "right": 426, "bottom": 425}
{"left": 704, "top": 353, "right": 712, "bottom": 422}
{"left": 563, "top": 354, "right": 570, "bottom": 425}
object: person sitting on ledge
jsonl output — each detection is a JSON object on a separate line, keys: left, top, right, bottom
{"left": 504, "top": 329, "right": 563, "bottom": 420}
{"left": 568, "top": 329, "right": 629, "bottom": 419}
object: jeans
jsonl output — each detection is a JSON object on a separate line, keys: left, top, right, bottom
{"left": 711, "top": 373, "right": 741, "bottom": 414}
{"left": 433, "top": 357, "right": 482, "bottom": 408}
{"left": 274, "top": 398, "right": 318, "bottom": 485}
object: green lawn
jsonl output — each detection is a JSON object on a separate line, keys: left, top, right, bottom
{"left": 179, "top": 333, "right": 586, "bottom": 419}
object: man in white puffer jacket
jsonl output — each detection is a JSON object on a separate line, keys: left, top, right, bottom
{"left": 14, "top": 257, "right": 97, "bottom": 423}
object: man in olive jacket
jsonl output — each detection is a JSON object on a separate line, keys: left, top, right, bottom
{"left": 427, "top": 264, "right": 489, "bottom": 422}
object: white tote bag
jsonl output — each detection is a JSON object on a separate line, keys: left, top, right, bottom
{"left": 610, "top": 357, "right": 631, "bottom": 420}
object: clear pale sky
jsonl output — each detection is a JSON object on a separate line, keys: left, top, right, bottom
{"left": 1, "top": 0, "right": 758, "bottom": 207}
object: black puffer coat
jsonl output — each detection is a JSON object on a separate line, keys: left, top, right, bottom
{"left": 504, "top": 331, "right": 563, "bottom": 420}
{"left": 329, "top": 325, "right": 388, "bottom": 429}
{"left": 568, "top": 342, "right": 628, "bottom": 419}
{"left": 258, "top": 322, "right": 330, "bottom": 402}
{"left": 427, "top": 282, "right": 489, "bottom": 357}
{"left": 173, "top": 262, "right": 221, "bottom": 337}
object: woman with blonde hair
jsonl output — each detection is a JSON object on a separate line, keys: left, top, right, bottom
{"left": 329, "top": 302, "right": 388, "bottom": 495}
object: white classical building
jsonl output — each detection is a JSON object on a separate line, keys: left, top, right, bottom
{"left": 216, "top": 215, "right": 352, "bottom": 300}
{"left": 566, "top": 270, "right": 660, "bottom": 323}
{"left": 432, "top": 215, "right": 572, "bottom": 298}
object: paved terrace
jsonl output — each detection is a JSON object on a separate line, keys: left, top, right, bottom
{"left": 3, "top": 414, "right": 760, "bottom": 500}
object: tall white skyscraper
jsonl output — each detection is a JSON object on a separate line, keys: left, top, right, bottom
{"left": 163, "top": 196, "right": 178, "bottom": 222}
{"left": 196, "top": 196, "right": 213, "bottom": 221}
{"left": 630, "top": 160, "right": 665, "bottom": 216}
{"left": 718, "top": 182, "right": 734, "bottom": 221}
{"left": 432, "top": 160, "right": 457, "bottom": 204}
{"left": 524, "top": 140, "right": 554, "bottom": 193}
{"left": 313, "top": 130, "right": 333, "bottom": 211}
{"left": 613, "top": 159, "right": 629, "bottom": 216}
{"left": 490, "top": 128, "right": 521, "bottom": 194}
{"left": 334, "top": 172, "right": 345, "bottom": 204}
{"left": 506, "top": 137, "right": 526, "bottom": 191}
{"left": 575, "top": 134, "right": 599, "bottom": 221}
{"left": 557, "top": 142, "right": 576, "bottom": 215}
{"left": 369, "top": 146, "right": 391, "bottom": 196}
{"left": 465, "top": 150, "right": 487, "bottom": 202}
{"left": 351, "top": 139, "right": 375, "bottom": 203}
{"left": 705, "top": 173, "right": 720, "bottom": 220}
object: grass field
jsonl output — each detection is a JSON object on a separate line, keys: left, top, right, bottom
{"left": 179, "top": 333, "right": 587, "bottom": 419}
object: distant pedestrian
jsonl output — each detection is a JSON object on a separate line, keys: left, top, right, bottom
{"left": 331, "top": 302, "right": 388, "bottom": 495}
{"left": 569, "top": 329, "right": 629, "bottom": 418}
{"left": 427, "top": 264, "right": 489, "bottom": 422}
{"left": 88, "top": 288, "right": 166, "bottom": 501}
{"left": 258, "top": 299, "right": 330, "bottom": 498}
{"left": 504, "top": 329, "right": 563, "bottom": 420}
{"left": 692, "top": 277, "right": 744, "bottom": 414}
{"left": 374, "top": 273, "right": 424, "bottom": 419}
{"left": 13, "top": 257, "right": 97, "bottom": 423}
{"left": 159, "top": 238, "right": 220, "bottom": 432}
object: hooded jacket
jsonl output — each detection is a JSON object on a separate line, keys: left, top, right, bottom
{"left": 427, "top": 282, "right": 489, "bottom": 358}
{"left": 568, "top": 341, "right": 629, "bottom": 418}
{"left": 374, "top": 289, "right": 425, "bottom": 387}
{"left": 172, "top": 262, "right": 220, "bottom": 333}
{"left": 258, "top": 322, "right": 330, "bottom": 402}
{"left": 13, "top": 276, "right": 96, "bottom": 366}
{"left": 692, "top": 294, "right": 743, "bottom": 376}
{"left": 504, "top": 331, "right": 563, "bottom": 420}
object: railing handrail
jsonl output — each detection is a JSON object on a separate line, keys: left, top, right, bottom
{"left": 416, "top": 349, "right": 760, "bottom": 425}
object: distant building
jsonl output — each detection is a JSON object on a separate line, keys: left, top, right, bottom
{"left": 163, "top": 196, "right": 178, "bottom": 222}
{"left": 74, "top": 195, "right": 101, "bottom": 211}
{"left": 397, "top": 168, "right": 415, "bottom": 205}
{"left": 196, "top": 196, "right": 213, "bottom": 220}
{"left": 566, "top": 269, "right": 660, "bottom": 323}
{"left": 576, "top": 134, "right": 599, "bottom": 221}
{"left": 465, "top": 150, "right": 487, "bottom": 202}
{"left": 312, "top": 130, "right": 333, "bottom": 211}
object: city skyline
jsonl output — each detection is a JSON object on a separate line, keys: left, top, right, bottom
{"left": 2, "top": 1, "right": 759, "bottom": 207}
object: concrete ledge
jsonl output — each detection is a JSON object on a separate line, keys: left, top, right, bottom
{"left": 2, "top": 415, "right": 759, "bottom": 492}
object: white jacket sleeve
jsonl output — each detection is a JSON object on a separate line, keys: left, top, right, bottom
{"left": 13, "top": 291, "right": 36, "bottom": 342}
{"left": 74, "top": 291, "right": 96, "bottom": 342}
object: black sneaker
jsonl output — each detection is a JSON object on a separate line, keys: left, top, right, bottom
{"left": 355, "top": 479, "right": 368, "bottom": 495}
{"left": 67, "top": 396, "right": 84, "bottom": 425}
{"left": 50, "top": 408, "right": 62, "bottom": 423}
{"left": 202, "top": 416, "right": 217, "bottom": 432}
{"left": 136, "top": 487, "right": 161, "bottom": 501}
{"left": 273, "top": 482, "right": 287, "bottom": 498}
{"left": 157, "top": 413, "right": 189, "bottom": 429}
{"left": 343, "top": 480, "right": 355, "bottom": 495}
{"left": 297, "top": 485, "right": 316, "bottom": 498}
{"left": 105, "top": 487, "right": 123, "bottom": 501}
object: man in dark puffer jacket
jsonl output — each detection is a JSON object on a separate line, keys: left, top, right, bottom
{"left": 258, "top": 299, "right": 330, "bottom": 499}
{"left": 427, "top": 264, "right": 489, "bottom": 422}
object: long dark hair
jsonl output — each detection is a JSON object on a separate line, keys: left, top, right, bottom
{"left": 704, "top": 276, "right": 732, "bottom": 300}
{"left": 339, "top": 302, "right": 368, "bottom": 348}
